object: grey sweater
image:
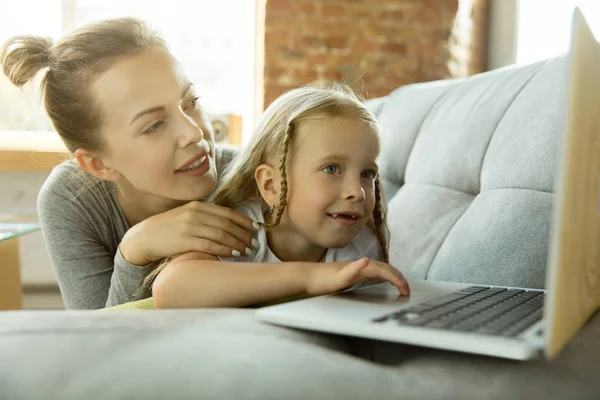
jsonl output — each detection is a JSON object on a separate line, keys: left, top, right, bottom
{"left": 37, "top": 146, "right": 238, "bottom": 309}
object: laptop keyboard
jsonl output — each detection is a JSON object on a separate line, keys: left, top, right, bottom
{"left": 373, "top": 286, "right": 545, "bottom": 337}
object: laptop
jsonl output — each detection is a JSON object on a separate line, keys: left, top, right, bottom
{"left": 256, "top": 8, "right": 600, "bottom": 361}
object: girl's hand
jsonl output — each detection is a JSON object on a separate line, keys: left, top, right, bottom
{"left": 304, "top": 257, "right": 410, "bottom": 296}
{"left": 120, "top": 201, "right": 259, "bottom": 265}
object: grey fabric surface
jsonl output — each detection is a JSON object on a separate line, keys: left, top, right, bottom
{"left": 370, "top": 56, "right": 566, "bottom": 288}
{"left": 1, "top": 310, "right": 599, "bottom": 400}
{"left": 0, "top": 310, "right": 392, "bottom": 400}
{"left": 37, "top": 146, "right": 238, "bottom": 309}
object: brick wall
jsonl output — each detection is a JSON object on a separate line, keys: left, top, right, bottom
{"left": 263, "top": 0, "right": 489, "bottom": 107}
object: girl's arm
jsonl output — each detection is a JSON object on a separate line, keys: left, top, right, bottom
{"left": 152, "top": 252, "right": 409, "bottom": 309}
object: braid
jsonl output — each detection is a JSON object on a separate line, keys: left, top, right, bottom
{"left": 266, "top": 124, "right": 293, "bottom": 229}
{"left": 372, "top": 177, "right": 389, "bottom": 263}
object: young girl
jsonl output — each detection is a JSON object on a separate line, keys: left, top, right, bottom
{"left": 146, "top": 84, "right": 410, "bottom": 308}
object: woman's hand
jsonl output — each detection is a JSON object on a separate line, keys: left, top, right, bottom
{"left": 120, "top": 201, "right": 259, "bottom": 265}
{"left": 304, "top": 258, "right": 410, "bottom": 296}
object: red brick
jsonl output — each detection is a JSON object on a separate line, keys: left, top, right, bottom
{"left": 267, "top": 0, "right": 293, "bottom": 12}
{"left": 265, "top": 15, "right": 300, "bottom": 32}
{"left": 304, "top": 19, "right": 351, "bottom": 33}
{"left": 296, "top": 36, "right": 323, "bottom": 48}
{"left": 323, "top": 36, "right": 348, "bottom": 49}
{"left": 381, "top": 42, "right": 407, "bottom": 53}
{"left": 352, "top": 39, "right": 378, "bottom": 52}
{"left": 321, "top": 3, "right": 346, "bottom": 17}
{"left": 294, "top": 1, "right": 316, "bottom": 14}
{"left": 264, "top": 65, "right": 287, "bottom": 82}
{"left": 305, "top": 53, "right": 330, "bottom": 65}
{"left": 379, "top": 9, "right": 405, "bottom": 22}
{"left": 265, "top": 33, "right": 290, "bottom": 48}
{"left": 350, "top": 4, "right": 377, "bottom": 18}
{"left": 320, "top": 69, "right": 344, "bottom": 81}
{"left": 293, "top": 68, "right": 319, "bottom": 84}
{"left": 264, "top": 85, "right": 294, "bottom": 107}
{"left": 306, "top": 53, "right": 355, "bottom": 67}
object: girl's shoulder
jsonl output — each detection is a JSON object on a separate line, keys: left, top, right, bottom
{"left": 215, "top": 145, "right": 240, "bottom": 175}
{"left": 349, "top": 227, "right": 381, "bottom": 258}
{"left": 232, "top": 201, "right": 265, "bottom": 224}
{"left": 328, "top": 226, "right": 381, "bottom": 262}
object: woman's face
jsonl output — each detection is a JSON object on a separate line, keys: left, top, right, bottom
{"left": 92, "top": 46, "right": 217, "bottom": 202}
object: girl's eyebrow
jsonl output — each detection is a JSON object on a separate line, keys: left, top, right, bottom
{"left": 316, "top": 154, "right": 349, "bottom": 163}
{"left": 316, "top": 154, "right": 379, "bottom": 169}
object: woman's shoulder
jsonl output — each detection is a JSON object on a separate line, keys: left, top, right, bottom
{"left": 37, "top": 160, "right": 115, "bottom": 213}
{"left": 37, "top": 161, "right": 128, "bottom": 258}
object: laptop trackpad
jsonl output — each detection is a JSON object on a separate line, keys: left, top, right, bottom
{"left": 334, "top": 284, "right": 446, "bottom": 305}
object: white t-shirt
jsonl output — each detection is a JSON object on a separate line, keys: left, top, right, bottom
{"left": 219, "top": 201, "right": 382, "bottom": 263}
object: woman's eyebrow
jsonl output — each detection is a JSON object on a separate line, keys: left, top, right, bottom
{"left": 181, "top": 82, "right": 194, "bottom": 98}
{"left": 130, "top": 106, "right": 165, "bottom": 125}
{"left": 129, "top": 82, "right": 194, "bottom": 125}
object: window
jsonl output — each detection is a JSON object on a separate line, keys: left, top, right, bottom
{"left": 516, "top": 0, "right": 600, "bottom": 65}
{"left": 0, "top": 0, "right": 257, "bottom": 144}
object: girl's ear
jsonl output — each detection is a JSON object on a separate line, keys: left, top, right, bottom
{"left": 255, "top": 164, "right": 280, "bottom": 206}
{"left": 75, "top": 148, "right": 122, "bottom": 182}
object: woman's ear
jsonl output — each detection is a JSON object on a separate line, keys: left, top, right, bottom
{"left": 75, "top": 148, "right": 122, "bottom": 182}
{"left": 255, "top": 164, "right": 280, "bottom": 206}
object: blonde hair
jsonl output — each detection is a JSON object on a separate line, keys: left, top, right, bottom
{"left": 140, "top": 83, "right": 389, "bottom": 298}
{"left": 212, "top": 83, "right": 389, "bottom": 263}
{"left": 0, "top": 17, "right": 167, "bottom": 153}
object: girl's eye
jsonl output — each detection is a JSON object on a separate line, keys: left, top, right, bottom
{"left": 143, "top": 121, "right": 164, "bottom": 134}
{"left": 361, "top": 170, "right": 377, "bottom": 180}
{"left": 322, "top": 165, "right": 339, "bottom": 174}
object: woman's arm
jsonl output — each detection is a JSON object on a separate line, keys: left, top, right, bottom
{"left": 37, "top": 183, "right": 151, "bottom": 309}
{"left": 38, "top": 159, "right": 258, "bottom": 309}
{"left": 152, "top": 252, "right": 410, "bottom": 309}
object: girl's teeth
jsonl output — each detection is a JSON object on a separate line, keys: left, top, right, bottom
{"left": 330, "top": 214, "right": 357, "bottom": 219}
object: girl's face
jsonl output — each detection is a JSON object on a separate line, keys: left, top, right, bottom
{"left": 278, "top": 115, "right": 380, "bottom": 249}
{"left": 92, "top": 47, "right": 217, "bottom": 204}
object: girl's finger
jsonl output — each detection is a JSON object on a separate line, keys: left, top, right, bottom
{"left": 392, "top": 270, "right": 411, "bottom": 296}
{"left": 339, "top": 257, "right": 370, "bottom": 283}
{"left": 380, "top": 268, "right": 410, "bottom": 296}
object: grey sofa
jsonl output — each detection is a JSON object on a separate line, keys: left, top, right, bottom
{"left": 2, "top": 55, "right": 599, "bottom": 399}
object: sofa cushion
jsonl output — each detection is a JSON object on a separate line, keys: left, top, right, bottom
{"left": 1, "top": 310, "right": 599, "bottom": 399}
{"left": 0, "top": 310, "right": 403, "bottom": 400}
{"left": 369, "top": 56, "right": 567, "bottom": 288}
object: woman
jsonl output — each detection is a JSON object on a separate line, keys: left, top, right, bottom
{"left": 0, "top": 17, "right": 259, "bottom": 309}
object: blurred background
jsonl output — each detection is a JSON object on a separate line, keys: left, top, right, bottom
{"left": 0, "top": 0, "right": 598, "bottom": 309}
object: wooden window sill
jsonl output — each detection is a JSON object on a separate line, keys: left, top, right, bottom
{"left": 0, "top": 131, "right": 69, "bottom": 173}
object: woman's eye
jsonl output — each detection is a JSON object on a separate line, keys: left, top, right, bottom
{"left": 143, "top": 121, "right": 164, "bottom": 134}
{"left": 322, "top": 165, "right": 339, "bottom": 174}
{"left": 188, "top": 96, "right": 201, "bottom": 109}
{"left": 361, "top": 170, "right": 377, "bottom": 180}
